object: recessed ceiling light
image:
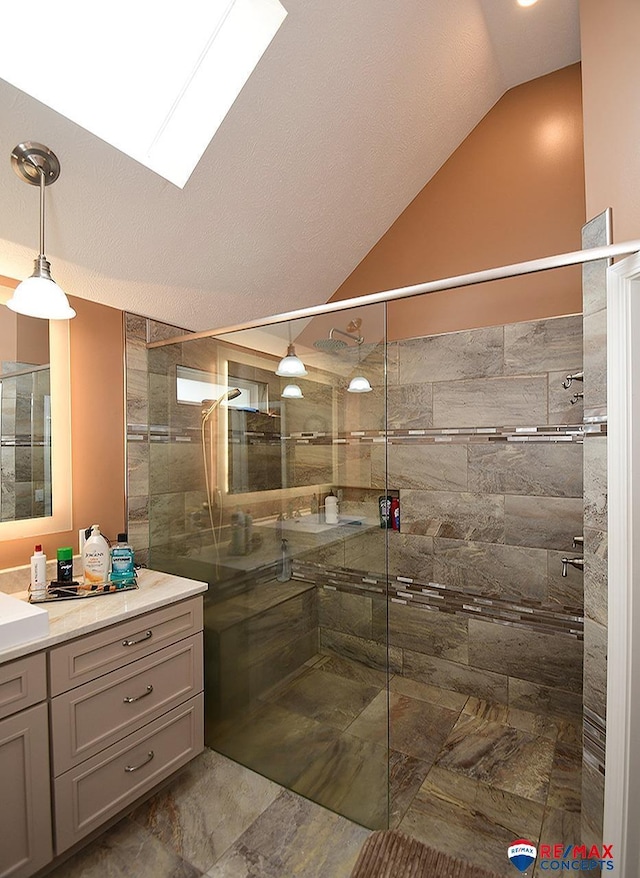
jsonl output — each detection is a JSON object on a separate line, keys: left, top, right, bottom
{"left": 0, "top": 0, "right": 287, "bottom": 188}
{"left": 517, "top": 0, "right": 539, "bottom": 7}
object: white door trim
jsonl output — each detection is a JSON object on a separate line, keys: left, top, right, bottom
{"left": 604, "top": 250, "right": 640, "bottom": 877}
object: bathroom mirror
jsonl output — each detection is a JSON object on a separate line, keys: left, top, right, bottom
{"left": 0, "top": 280, "right": 72, "bottom": 540}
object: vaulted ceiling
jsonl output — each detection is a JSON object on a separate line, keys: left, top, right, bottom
{"left": 0, "top": 0, "right": 579, "bottom": 332}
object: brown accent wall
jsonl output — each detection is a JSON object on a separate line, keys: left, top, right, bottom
{"left": 580, "top": 0, "right": 640, "bottom": 243}
{"left": 0, "top": 295, "right": 126, "bottom": 569}
{"left": 331, "top": 65, "right": 586, "bottom": 341}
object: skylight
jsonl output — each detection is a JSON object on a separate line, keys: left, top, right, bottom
{"left": 0, "top": 0, "right": 287, "bottom": 188}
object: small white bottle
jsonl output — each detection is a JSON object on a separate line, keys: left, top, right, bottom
{"left": 30, "top": 544, "right": 47, "bottom": 601}
{"left": 82, "top": 525, "right": 111, "bottom": 588}
{"left": 325, "top": 492, "right": 339, "bottom": 524}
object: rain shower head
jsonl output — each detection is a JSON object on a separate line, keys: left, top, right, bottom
{"left": 314, "top": 336, "right": 348, "bottom": 352}
{"left": 313, "top": 318, "right": 363, "bottom": 353}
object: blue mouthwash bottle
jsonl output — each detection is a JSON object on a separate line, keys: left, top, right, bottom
{"left": 109, "top": 533, "right": 136, "bottom": 587}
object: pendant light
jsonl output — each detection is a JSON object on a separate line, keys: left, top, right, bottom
{"left": 276, "top": 325, "right": 307, "bottom": 377}
{"left": 347, "top": 330, "right": 372, "bottom": 393}
{"left": 7, "top": 142, "right": 75, "bottom": 320}
{"left": 281, "top": 384, "right": 304, "bottom": 398}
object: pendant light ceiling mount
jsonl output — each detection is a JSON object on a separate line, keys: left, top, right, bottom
{"left": 11, "top": 141, "right": 61, "bottom": 187}
{"left": 7, "top": 141, "right": 75, "bottom": 320}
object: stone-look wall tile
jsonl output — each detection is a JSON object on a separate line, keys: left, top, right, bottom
{"left": 125, "top": 334, "right": 148, "bottom": 373}
{"left": 388, "top": 533, "right": 434, "bottom": 581}
{"left": 319, "top": 590, "right": 372, "bottom": 639}
{"left": 369, "top": 445, "right": 386, "bottom": 490}
{"left": 583, "top": 527, "right": 607, "bottom": 626}
{"left": 148, "top": 372, "right": 171, "bottom": 427}
{"left": 583, "top": 309, "right": 607, "bottom": 412}
{"left": 503, "top": 315, "right": 582, "bottom": 376}
{"left": 398, "top": 326, "right": 504, "bottom": 384}
{"left": 149, "top": 443, "right": 171, "bottom": 495}
{"left": 468, "top": 619, "right": 583, "bottom": 693}
{"left": 468, "top": 442, "right": 583, "bottom": 498}
{"left": 402, "top": 649, "right": 508, "bottom": 704}
{"left": 582, "top": 259, "right": 608, "bottom": 318}
{"left": 584, "top": 435, "right": 607, "bottom": 532}
{"left": 337, "top": 387, "right": 385, "bottom": 433}
{"left": 293, "top": 445, "right": 334, "bottom": 487}
{"left": 504, "top": 495, "right": 583, "bottom": 551}
{"left": 125, "top": 312, "right": 147, "bottom": 340}
{"left": 127, "top": 440, "right": 149, "bottom": 497}
{"left": 149, "top": 491, "right": 187, "bottom": 545}
{"left": 433, "top": 538, "right": 547, "bottom": 601}
{"left": 581, "top": 760, "right": 605, "bottom": 849}
{"left": 387, "top": 383, "right": 433, "bottom": 430}
{"left": 583, "top": 619, "right": 607, "bottom": 719}
{"left": 321, "top": 628, "right": 402, "bottom": 674}
{"left": 582, "top": 209, "right": 610, "bottom": 316}
{"left": 342, "top": 530, "right": 386, "bottom": 576}
{"left": 148, "top": 319, "right": 186, "bottom": 343}
{"left": 388, "top": 603, "right": 468, "bottom": 663}
{"left": 129, "top": 520, "right": 150, "bottom": 555}
{"left": 508, "top": 679, "right": 583, "bottom": 719}
{"left": 336, "top": 445, "right": 372, "bottom": 489}
{"left": 382, "top": 444, "right": 468, "bottom": 492}
{"left": 548, "top": 371, "right": 584, "bottom": 425}
{"left": 402, "top": 490, "right": 504, "bottom": 542}
{"left": 432, "top": 376, "right": 548, "bottom": 428}
{"left": 546, "top": 550, "right": 584, "bottom": 611}
{"left": 147, "top": 340, "right": 183, "bottom": 376}
{"left": 126, "top": 367, "right": 149, "bottom": 429}
{"left": 128, "top": 494, "right": 149, "bottom": 525}
{"left": 283, "top": 383, "right": 333, "bottom": 435}
{"left": 386, "top": 341, "right": 399, "bottom": 385}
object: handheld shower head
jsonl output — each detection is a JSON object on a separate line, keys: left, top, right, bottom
{"left": 201, "top": 388, "right": 241, "bottom": 421}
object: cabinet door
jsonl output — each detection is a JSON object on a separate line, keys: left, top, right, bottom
{"left": 0, "top": 703, "right": 52, "bottom": 878}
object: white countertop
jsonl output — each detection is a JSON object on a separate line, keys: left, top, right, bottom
{"left": 0, "top": 568, "right": 207, "bottom": 665}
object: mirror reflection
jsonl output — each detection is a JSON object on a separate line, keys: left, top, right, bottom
{"left": 0, "top": 302, "right": 52, "bottom": 521}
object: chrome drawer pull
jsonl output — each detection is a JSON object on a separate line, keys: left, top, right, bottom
{"left": 122, "top": 630, "right": 152, "bottom": 647}
{"left": 124, "top": 750, "right": 154, "bottom": 772}
{"left": 123, "top": 684, "right": 154, "bottom": 703}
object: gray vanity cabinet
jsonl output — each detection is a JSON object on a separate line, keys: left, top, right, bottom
{"left": 0, "top": 655, "right": 53, "bottom": 878}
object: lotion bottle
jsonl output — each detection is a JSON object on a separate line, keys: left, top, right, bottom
{"left": 29, "top": 545, "right": 47, "bottom": 600}
{"left": 83, "top": 525, "right": 110, "bottom": 588}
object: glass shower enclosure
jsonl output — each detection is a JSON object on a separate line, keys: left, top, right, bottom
{"left": 147, "top": 301, "right": 391, "bottom": 829}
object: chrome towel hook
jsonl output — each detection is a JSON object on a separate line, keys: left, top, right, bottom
{"left": 562, "top": 371, "right": 584, "bottom": 389}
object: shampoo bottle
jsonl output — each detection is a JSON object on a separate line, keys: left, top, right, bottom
{"left": 110, "top": 533, "right": 136, "bottom": 587}
{"left": 83, "top": 525, "right": 110, "bottom": 588}
{"left": 325, "top": 491, "right": 339, "bottom": 525}
{"left": 30, "top": 545, "right": 47, "bottom": 601}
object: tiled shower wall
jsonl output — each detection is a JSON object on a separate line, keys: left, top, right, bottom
{"left": 580, "top": 209, "right": 611, "bottom": 847}
{"left": 314, "top": 313, "right": 585, "bottom": 715}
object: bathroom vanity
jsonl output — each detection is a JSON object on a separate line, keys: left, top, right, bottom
{"left": 0, "top": 569, "right": 206, "bottom": 878}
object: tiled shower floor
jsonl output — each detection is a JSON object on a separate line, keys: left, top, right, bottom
{"left": 49, "top": 654, "right": 582, "bottom": 877}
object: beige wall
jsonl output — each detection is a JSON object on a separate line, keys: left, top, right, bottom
{"left": 580, "top": 0, "right": 640, "bottom": 242}
{"left": 331, "top": 64, "right": 586, "bottom": 341}
{"left": 0, "top": 292, "right": 126, "bottom": 569}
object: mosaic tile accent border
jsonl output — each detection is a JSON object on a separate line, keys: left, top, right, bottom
{"left": 285, "top": 425, "right": 584, "bottom": 445}
{"left": 583, "top": 706, "right": 606, "bottom": 776}
{"left": 293, "top": 560, "right": 583, "bottom": 640}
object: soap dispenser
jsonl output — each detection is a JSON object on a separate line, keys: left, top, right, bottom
{"left": 276, "top": 538, "right": 292, "bottom": 582}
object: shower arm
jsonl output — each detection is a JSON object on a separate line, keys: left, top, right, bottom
{"left": 329, "top": 327, "right": 363, "bottom": 345}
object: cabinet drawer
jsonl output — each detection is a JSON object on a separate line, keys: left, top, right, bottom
{"left": 51, "top": 633, "right": 203, "bottom": 775}
{"left": 49, "top": 596, "right": 203, "bottom": 695}
{"left": 0, "top": 652, "right": 46, "bottom": 721}
{"left": 54, "top": 694, "right": 204, "bottom": 853}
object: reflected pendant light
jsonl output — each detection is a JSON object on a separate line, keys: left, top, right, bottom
{"left": 281, "top": 383, "right": 304, "bottom": 398}
{"left": 7, "top": 142, "right": 75, "bottom": 320}
{"left": 347, "top": 330, "right": 372, "bottom": 393}
{"left": 276, "top": 325, "right": 307, "bottom": 377}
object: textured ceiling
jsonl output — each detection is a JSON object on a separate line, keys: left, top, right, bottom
{"left": 0, "top": 0, "right": 579, "bottom": 332}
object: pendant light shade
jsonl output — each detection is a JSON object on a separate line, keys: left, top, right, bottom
{"left": 7, "top": 142, "right": 75, "bottom": 320}
{"left": 276, "top": 343, "right": 307, "bottom": 377}
{"left": 347, "top": 375, "right": 372, "bottom": 393}
{"left": 281, "top": 383, "right": 304, "bottom": 399}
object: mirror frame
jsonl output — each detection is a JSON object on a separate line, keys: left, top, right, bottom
{"left": 0, "top": 316, "right": 72, "bottom": 540}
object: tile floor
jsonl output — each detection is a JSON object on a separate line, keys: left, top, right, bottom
{"left": 49, "top": 653, "right": 582, "bottom": 877}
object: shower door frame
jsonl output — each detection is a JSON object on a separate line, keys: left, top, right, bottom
{"left": 604, "top": 250, "right": 640, "bottom": 877}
